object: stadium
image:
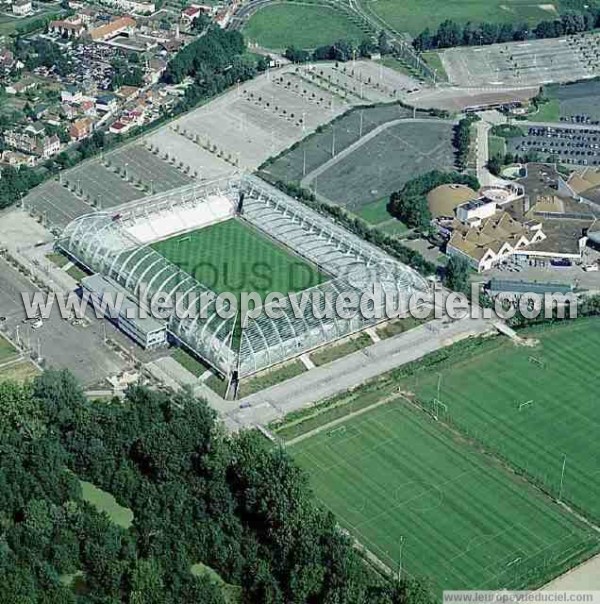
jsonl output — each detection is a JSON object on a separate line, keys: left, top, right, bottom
{"left": 58, "top": 174, "right": 429, "bottom": 393}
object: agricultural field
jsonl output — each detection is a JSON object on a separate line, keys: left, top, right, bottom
{"left": 534, "top": 81, "right": 600, "bottom": 123}
{"left": 369, "top": 0, "right": 565, "bottom": 36}
{"left": 310, "top": 120, "right": 455, "bottom": 209}
{"left": 243, "top": 3, "right": 368, "bottom": 50}
{"left": 291, "top": 400, "right": 597, "bottom": 594}
{"left": 152, "top": 218, "right": 327, "bottom": 299}
{"left": 406, "top": 319, "right": 600, "bottom": 523}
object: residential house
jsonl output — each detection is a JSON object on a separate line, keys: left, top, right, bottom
{"left": 12, "top": 0, "right": 32, "bottom": 16}
{"left": 49, "top": 19, "right": 86, "bottom": 38}
{"left": 69, "top": 117, "right": 94, "bottom": 141}
{"left": 1, "top": 150, "right": 35, "bottom": 168}
{"left": 96, "top": 93, "right": 118, "bottom": 113}
{"left": 61, "top": 85, "right": 84, "bottom": 104}
{"left": 5, "top": 78, "right": 37, "bottom": 95}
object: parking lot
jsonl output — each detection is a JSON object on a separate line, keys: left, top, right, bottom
{"left": 509, "top": 124, "right": 600, "bottom": 166}
{"left": 23, "top": 180, "right": 94, "bottom": 231}
{"left": 107, "top": 144, "right": 193, "bottom": 193}
{"left": 0, "top": 258, "right": 125, "bottom": 386}
{"left": 64, "top": 162, "right": 145, "bottom": 208}
{"left": 441, "top": 33, "right": 600, "bottom": 87}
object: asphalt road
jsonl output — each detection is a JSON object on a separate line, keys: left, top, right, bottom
{"left": 215, "top": 314, "right": 491, "bottom": 430}
{"left": 0, "top": 258, "right": 125, "bottom": 386}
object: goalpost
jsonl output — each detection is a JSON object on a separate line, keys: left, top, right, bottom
{"left": 518, "top": 399, "right": 534, "bottom": 412}
{"left": 528, "top": 356, "right": 545, "bottom": 368}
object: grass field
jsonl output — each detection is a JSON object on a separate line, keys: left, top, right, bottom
{"left": 0, "top": 360, "right": 40, "bottom": 383}
{"left": 407, "top": 319, "right": 600, "bottom": 522}
{"left": 368, "top": 0, "right": 564, "bottom": 36}
{"left": 532, "top": 81, "right": 600, "bottom": 123}
{"left": 291, "top": 399, "right": 598, "bottom": 594}
{"left": 237, "top": 359, "right": 306, "bottom": 398}
{"left": 243, "top": 4, "right": 367, "bottom": 50}
{"left": 152, "top": 219, "right": 326, "bottom": 299}
{"left": 80, "top": 480, "right": 134, "bottom": 530}
{"left": 488, "top": 134, "right": 507, "bottom": 159}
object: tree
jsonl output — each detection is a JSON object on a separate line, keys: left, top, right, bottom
{"left": 444, "top": 254, "right": 471, "bottom": 293}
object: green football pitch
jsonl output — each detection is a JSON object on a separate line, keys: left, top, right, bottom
{"left": 368, "top": 0, "right": 565, "bottom": 36}
{"left": 243, "top": 4, "right": 367, "bottom": 50}
{"left": 405, "top": 319, "right": 600, "bottom": 522}
{"left": 151, "top": 218, "right": 326, "bottom": 299}
{"left": 291, "top": 400, "right": 598, "bottom": 594}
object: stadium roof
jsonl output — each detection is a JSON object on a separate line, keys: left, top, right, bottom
{"left": 59, "top": 175, "right": 430, "bottom": 378}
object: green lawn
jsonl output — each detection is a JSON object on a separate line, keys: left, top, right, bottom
{"left": 310, "top": 333, "right": 372, "bottom": 366}
{"left": 368, "top": 0, "right": 563, "bottom": 36}
{"left": 354, "top": 198, "right": 391, "bottom": 225}
{"left": 408, "top": 319, "right": 600, "bottom": 523}
{"left": 243, "top": 3, "right": 367, "bottom": 50}
{"left": 0, "top": 360, "right": 40, "bottom": 383}
{"left": 532, "top": 99, "right": 561, "bottom": 123}
{"left": 238, "top": 359, "right": 306, "bottom": 398}
{"left": 191, "top": 563, "right": 241, "bottom": 603}
{"left": 488, "top": 134, "right": 506, "bottom": 159}
{"left": 172, "top": 348, "right": 208, "bottom": 378}
{"left": 80, "top": 481, "right": 134, "bottom": 530}
{"left": 152, "top": 219, "right": 326, "bottom": 300}
{"left": 291, "top": 399, "right": 598, "bottom": 594}
{"left": 0, "top": 334, "right": 17, "bottom": 363}
{"left": 421, "top": 51, "right": 448, "bottom": 82}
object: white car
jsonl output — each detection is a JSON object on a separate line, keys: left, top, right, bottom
{"left": 31, "top": 319, "right": 43, "bottom": 330}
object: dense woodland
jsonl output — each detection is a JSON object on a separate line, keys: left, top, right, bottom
{"left": 413, "top": 7, "right": 600, "bottom": 50}
{"left": 0, "top": 371, "right": 434, "bottom": 603}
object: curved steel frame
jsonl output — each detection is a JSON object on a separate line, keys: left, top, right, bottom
{"left": 59, "top": 176, "right": 430, "bottom": 378}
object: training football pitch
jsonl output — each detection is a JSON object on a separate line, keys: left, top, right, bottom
{"left": 369, "top": 0, "right": 565, "bottom": 36}
{"left": 408, "top": 319, "right": 600, "bottom": 522}
{"left": 152, "top": 218, "right": 326, "bottom": 299}
{"left": 243, "top": 4, "right": 367, "bottom": 50}
{"left": 289, "top": 320, "right": 600, "bottom": 593}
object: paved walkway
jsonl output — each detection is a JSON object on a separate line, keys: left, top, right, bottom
{"left": 542, "top": 553, "right": 600, "bottom": 591}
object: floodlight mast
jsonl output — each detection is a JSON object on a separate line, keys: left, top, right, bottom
{"left": 558, "top": 453, "right": 567, "bottom": 501}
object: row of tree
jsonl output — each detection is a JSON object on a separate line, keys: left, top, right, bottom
{"left": 387, "top": 170, "right": 480, "bottom": 231}
{"left": 0, "top": 370, "right": 435, "bottom": 602}
{"left": 413, "top": 10, "right": 600, "bottom": 50}
{"left": 454, "top": 114, "right": 479, "bottom": 171}
{"left": 285, "top": 31, "right": 393, "bottom": 64}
